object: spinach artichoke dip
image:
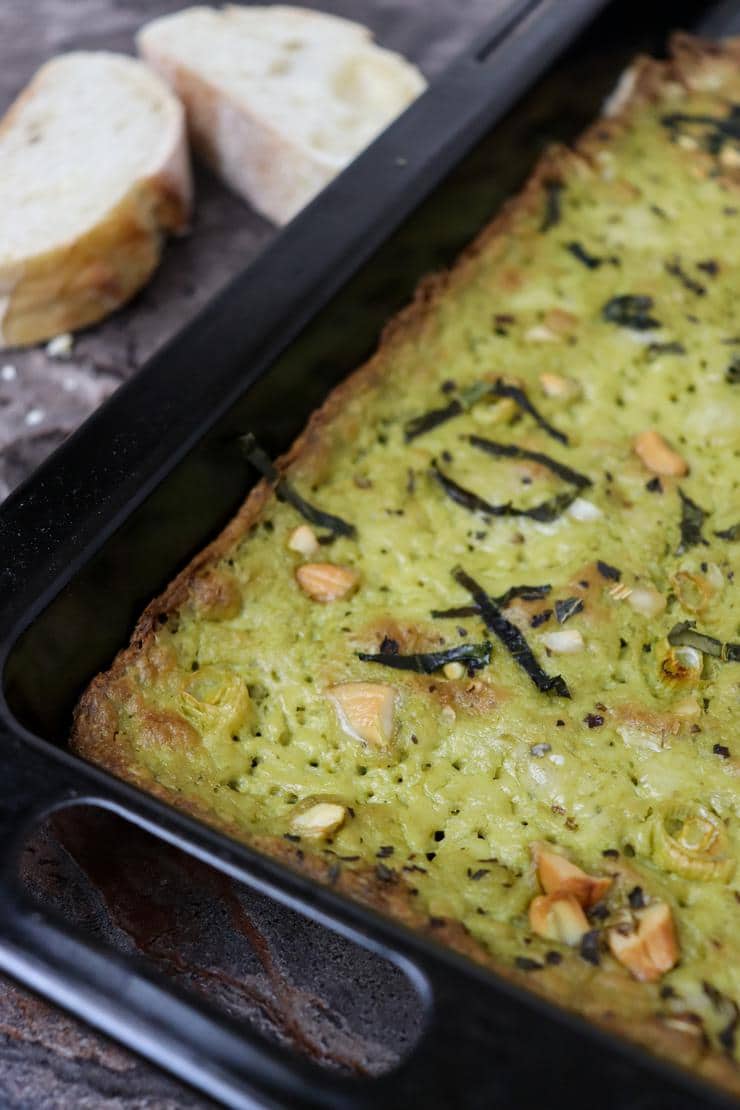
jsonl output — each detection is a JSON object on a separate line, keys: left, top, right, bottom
{"left": 74, "top": 36, "right": 740, "bottom": 1093}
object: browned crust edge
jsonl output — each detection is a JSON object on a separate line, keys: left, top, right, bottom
{"left": 71, "top": 33, "right": 740, "bottom": 1097}
{"left": 0, "top": 55, "right": 191, "bottom": 348}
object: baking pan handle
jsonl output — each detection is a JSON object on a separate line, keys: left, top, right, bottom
{"left": 0, "top": 740, "right": 722, "bottom": 1110}
{"left": 0, "top": 738, "right": 362, "bottom": 1109}
{"left": 0, "top": 868, "right": 720, "bottom": 1110}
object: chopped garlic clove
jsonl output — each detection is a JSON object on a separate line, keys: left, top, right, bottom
{"left": 534, "top": 846, "right": 612, "bottom": 907}
{"left": 660, "top": 644, "right": 703, "bottom": 685}
{"left": 633, "top": 429, "right": 688, "bottom": 476}
{"left": 471, "top": 398, "right": 517, "bottom": 425}
{"left": 541, "top": 629, "right": 584, "bottom": 654}
{"left": 525, "top": 324, "right": 559, "bottom": 343}
{"left": 652, "top": 805, "right": 735, "bottom": 883}
{"left": 288, "top": 524, "right": 319, "bottom": 557}
{"left": 292, "top": 802, "right": 346, "bottom": 838}
{"left": 608, "top": 902, "right": 679, "bottom": 982}
{"left": 705, "top": 562, "right": 724, "bottom": 591}
{"left": 529, "top": 892, "right": 590, "bottom": 945}
{"left": 627, "top": 585, "right": 666, "bottom": 617}
{"left": 46, "top": 332, "right": 74, "bottom": 359}
{"left": 540, "top": 372, "right": 581, "bottom": 400}
{"left": 328, "top": 682, "right": 395, "bottom": 748}
{"left": 568, "top": 497, "right": 602, "bottom": 521}
{"left": 670, "top": 569, "right": 719, "bottom": 615}
{"left": 720, "top": 145, "right": 740, "bottom": 168}
{"left": 296, "top": 562, "right": 359, "bottom": 602}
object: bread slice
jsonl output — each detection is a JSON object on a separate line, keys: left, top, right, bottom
{"left": 137, "top": 5, "right": 426, "bottom": 225}
{"left": 0, "top": 52, "right": 192, "bottom": 349}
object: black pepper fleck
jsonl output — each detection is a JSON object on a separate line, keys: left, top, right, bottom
{"left": 596, "top": 560, "right": 621, "bottom": 581}
{"left": 579, "top": 930, "right": 601, "bottom": 966}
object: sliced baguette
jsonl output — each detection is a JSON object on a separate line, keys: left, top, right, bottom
{"left": 0, "top": 52, "right": 192, "bottom": 349}
{"left": 137, "top": 5, "right": 425, "bottom": 225}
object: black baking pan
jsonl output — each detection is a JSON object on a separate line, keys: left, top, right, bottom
{"left": 1, "top": 1, "right": 739, "bottom": 1107}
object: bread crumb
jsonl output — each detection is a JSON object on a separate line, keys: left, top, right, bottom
{"left": 46, "top": 333, "right": 74, "bottom": 359}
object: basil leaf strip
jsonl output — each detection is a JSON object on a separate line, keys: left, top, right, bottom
{"left": 668, "top": 621, "right": 740, "bottom": 663}
{"left": 677, "top": 488, "right": 708, "bottom": 553}
{"left": 240, "top": 433, "right": 356, "bottom": 538}
{"left": 358, "top": 641, "right": 492, "bottom": 675}
{"left": 452, "top": 567, "right": 570, "bottom": 697}
{"left": 468, "top": 435, "right": 591, "bottom": 489}
{"left": 432, "top": 464, "right": 578, "bottom": 523}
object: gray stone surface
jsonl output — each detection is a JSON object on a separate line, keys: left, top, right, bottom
{"left": 0, "top": 1, "right": 510, "bottom": 1105}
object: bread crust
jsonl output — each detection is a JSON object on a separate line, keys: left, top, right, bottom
{"left": 71, "top": 34, "right": 740, "bottom": 1097}
{"left": 0, "top": 53, "right": 192, "bottom": 349}
{"left": 137, "top": 5, "right": 425, "bottom": 225}
{"left": 137, "top": 46, "right": 331, "bottom": 227}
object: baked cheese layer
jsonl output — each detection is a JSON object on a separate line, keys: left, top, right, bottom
{"left": 74, "top": 35, "right": 740, "bottom": 1089}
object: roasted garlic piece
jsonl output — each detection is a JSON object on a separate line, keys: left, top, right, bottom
{"left": 296, "top": 562, "right": 359, "bottom": 602}
{"left": 181, "top": 666, "right": 253, "bottom": 734}
{"left": 288, "top": 524, "right": 320, "bottom": 557}
{"left": 539, "top": 371, "right": 581, "bottom": 400}
{"left": 191, "top": 567, "right": 242, "bottom": 621}
{"left": 292, "top": 801, "right": 347, "bottom": 839}
{"left": 328, "top": 682, "right": 395, "bottom": 748}
{"left": 608, "top": 902, "right": 679, "bottom": 982}
{"left": 534, "top": 845, "right": 612, "bottom": 907}
{"left": 659, "top": 643, "right": 704, "bottom": 685}
{"left": 652, "top": 805, "right": 735, "bottom": 882}
{"left": 670, "top": 568, "right": 721, "bottom": 615}
{"left": 529, "top": 892, "right": 590, "bottom": 945}
{"left": 633, "top": 429, "right": 688, "bottom": 477}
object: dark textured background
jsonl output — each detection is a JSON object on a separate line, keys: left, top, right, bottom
{"left": 0, "top": 2, "right": 511, "bottom": 1106}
